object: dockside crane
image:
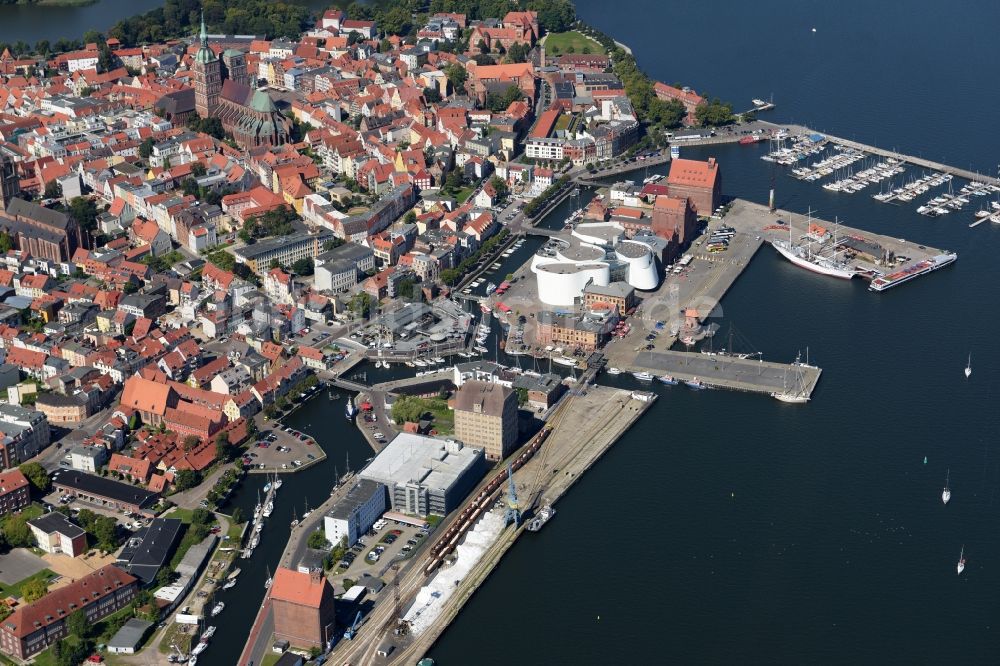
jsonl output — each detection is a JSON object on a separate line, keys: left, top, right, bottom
{"left": 344, "top": 611, "right": 363, "bottom": 640}
{"left": 504, "top": 461, "right": 520, "bottom": 526}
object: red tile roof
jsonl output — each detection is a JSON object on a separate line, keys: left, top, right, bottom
{"left": 120, "top": 375, "right": 171, "bottom": 416}
{"left": 2, "top": 565, "right": 136, "bottom": 638}
{"left": 270, "top": 567, "right": 328, "bottom": 608}
{"left": 667, "top": 157, "right": 720, "bottom": 189}
{"left": 0, "top": 468, "right": 28, "bottom": 495}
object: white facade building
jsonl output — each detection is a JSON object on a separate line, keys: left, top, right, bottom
{"left": 323, "top": 478, "right": 387, "bottom": 547}
{"left": 531, "top": 223, "right": 661, "bottom": 307}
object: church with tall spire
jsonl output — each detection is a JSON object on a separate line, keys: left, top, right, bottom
{"left": 192, "top": 13, "right": 222, "bottom": 118}
{"left": 156, "top": 13, "right": 290, "bottom": 148}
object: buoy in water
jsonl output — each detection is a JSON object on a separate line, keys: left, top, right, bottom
{"left": 923, "top": 456, "right": 928, "bottom": 464}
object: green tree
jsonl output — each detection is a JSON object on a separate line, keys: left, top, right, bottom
{"left": 182, "top": 435, "right": 200, "bottom": 451}
{"left": 76, "top": 508, "right": 98, "bottom": 531}
{"left": 694, "top": 99, "right": 734, "bottom": 127}
{"left": 215, "top": 431, "right": 233, "bottom": 461}
{"left": 489, "top": 176, "right": 508, "bottom": 200}
{"left": 138, "top": 137, "right": 156, "bottom": 160}
{"left": 155, "top": 567, "right": 173, "bottom": 588}
{"left": 231, "top": 506, "right": 244, "bottom": 524}
{"left": 439, "top": 268, "right": 459, "bottom": 286}
{"left": 0, "top": 231, "right": 12, "bottom": 254}
{"left": 422, "top": 86, "right": 442, "bottom": 104}
{"left": 191, "top": 508, "right": 213, "bottom": 526}
{"left": 307, "top": 530, "right": 329, "bottom": 550}
{"left": 444, "top": 63, "right": 468, "bottom": 95}
{"left": 93, "top": 516, "right": 119, "bottom": 551}
{"left": 18, "top": 462, "right": 50, "bottom": 494}
{"left": 2, "top": 513, "right": 34, "bottom": 548}
{"left": 66, "top": 609, "right": 89, "bottom": 638}
{"left": 486, "top": 84, "right": 522, "bottom": 113}
{"left": 403, "top": 210, "right": 417, "bottom": 225}
{"left": 43, "top": 180, "right": 63, "bottom": 200}
{"left": 291, "top": 257, "right": 314, "bottom": 276}
{"left": 391, "top": 395, "right": 427, "bottom": 424}
{"left": 378, "top": 6, "right": 413, "bottom": 36}
{"left": 349, "top": 292, "right": 373, "bottom": 318}
{"left": 504, "top": 41, "right": 530, "bottom": 64}
{"left": 515, "top": 387, "right": 529, "bottom": 405}
{"left": 20, "top": 577, "right": 48, "bottom": 602}
{"left": 190, "top": 162, "right": 207, "bottom": 178}
{"left": 173, "top": 469, "right": 202, "bottom": 491}
{"left": 67, "top": 196, "right": 99, "bottom": 234}
{"left": 396, "top": 279, "right": 416, "bottom": 300}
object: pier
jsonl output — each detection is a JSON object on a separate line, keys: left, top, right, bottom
{"left": 629, "top": 350, "right": 822, "bottom": 398}
{"left": 782, "top": 124, "right": 1000, "bottom": 187}
{"left": 374, "top": 387, "right": 657, "bottom": 664}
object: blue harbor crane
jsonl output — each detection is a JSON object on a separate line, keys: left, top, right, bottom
{"left": 344, "top": 611, "right": 363, "bottom": 640}
{"left": 505, "top": 462, "right": 520, "bottom": 526}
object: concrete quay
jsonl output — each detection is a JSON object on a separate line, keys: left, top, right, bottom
{"left": 726, "top": 198, "right": 952, "bottom": 279}
{"left": 389, "top": 387, "right": 656, "bottom": 663}
{"left": 238, "top": 471, "right": 360, "bottom": 666}
{"left": 628, "top": 349, "right": 821, "bottom": 397}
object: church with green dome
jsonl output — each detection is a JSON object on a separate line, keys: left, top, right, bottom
{"left": 186, "top": 13, "right": 290, "bottom": 148}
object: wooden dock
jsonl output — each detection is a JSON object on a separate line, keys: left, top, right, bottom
{"left": 629, "top": 349, "right": 822, "bottom": 399}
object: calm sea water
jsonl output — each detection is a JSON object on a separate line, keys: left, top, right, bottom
{"left": 429, "top": 1, "right": 1000, "bottom": 664}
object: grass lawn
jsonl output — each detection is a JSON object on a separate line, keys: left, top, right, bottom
{"left": 167, "top": 522, "right": 212, "bottom": 571}
{"left": 425, "top": 514, "right": 443, "bottom": 527}
{"left": 397, "top": 396, "right": 454, "bottom": 435}
{"left": 166, "top": 507, "right": 197, "bottom": 523}
{"left": 453, "top": 185, "right": 475, "bottom": 203}
{"left": 159, "top": 621, "right": 195, "bottom": 655}
{"left": 0, "top": 569, "right": 56, "bottom": 599}
{"left": 227, "top": 520, "right": 245, "bottom": 541}
{"left": 543, "top": 30, "right": 602, "bottom": 55}
{"left": 31, "top": 634, "right": 82, "bottom": 666}
{"left": 260, "top": 654, "right": 283, "bottom": 666}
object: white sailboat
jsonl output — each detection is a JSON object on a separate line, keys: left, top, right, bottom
{"left": 957, "top": 546, "right": 966, "bottom": 575}
{"left": 942, "top": 470, "right": 951, "bottom": 505}
{"left": 965, "top": 353, "right": 972, "bottom": 379}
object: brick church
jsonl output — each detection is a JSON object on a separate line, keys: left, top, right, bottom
{"left": 158, "top": 17, "right": 290, "bottom": 148}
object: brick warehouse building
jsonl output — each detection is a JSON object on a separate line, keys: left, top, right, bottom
{"left": 651, "top": 194, "right": 699, "bottom": 253}
{"left": 0, "top": 565, "right": 137, "bottom": 660}
{"left": 666, "top": 157, "right": 722, "bottom": 216}
{"left": 270, "top": 568, "right": 336, "bottom": 649}
{"left": 454, "top": 380, "right": 519, "bottom": 461}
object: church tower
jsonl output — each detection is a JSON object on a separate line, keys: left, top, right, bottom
{"left": 0, "top": 150, "right": 19, "bottom": 214}
{"left": 192, "top": 13, "right": 222, "bottom": 118}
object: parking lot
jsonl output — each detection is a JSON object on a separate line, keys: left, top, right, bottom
{"left": 241, "top": 423, "right": 325, "bottom": 473}
{"left": 330, "top": 519, "right": 430, "bottom": 582}
{"left": 45, "top": 489, "right": 153, "bottom": 531}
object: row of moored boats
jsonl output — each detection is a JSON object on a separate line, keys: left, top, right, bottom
{"left": 605, "top": 366, "right": 706, "bottom": 389}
